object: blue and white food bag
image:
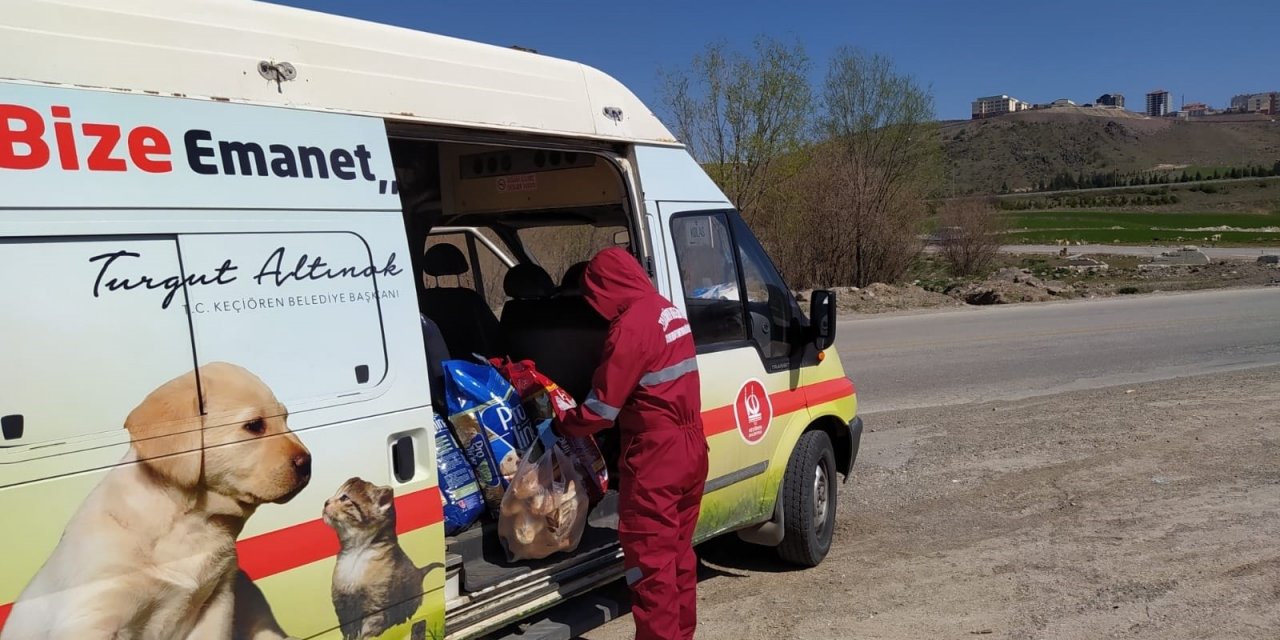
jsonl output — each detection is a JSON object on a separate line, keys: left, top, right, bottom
{"left": 432, "top": 412, "right": 485, "bottom": 535}
{"left": 443, "top": 359, "right": 536, "bottom": 514}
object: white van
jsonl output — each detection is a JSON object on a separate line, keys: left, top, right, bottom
{"left": 0, "top": 2, "right": 862, "bottom": 638}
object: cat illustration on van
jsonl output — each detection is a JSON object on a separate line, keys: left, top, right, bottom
{"left": 323, "top": 477, "right": 443, "bottom": 640}
{"left": 1, "top": 362, "right": 308, "bottom": 640}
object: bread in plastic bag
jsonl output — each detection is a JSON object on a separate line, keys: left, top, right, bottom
{"left": 497, "top": 420, "right": 590, "bottom": 562}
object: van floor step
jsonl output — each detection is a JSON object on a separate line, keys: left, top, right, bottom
{"left": 450, "top": 492, "right": 620, "bottom": 593}
{"left": 484, "top": 582, "right": 630, "bottom": 640}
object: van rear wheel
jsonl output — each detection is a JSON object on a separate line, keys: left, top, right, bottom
{"left": 777, "top": 430, "right": 837, "bottom": 567}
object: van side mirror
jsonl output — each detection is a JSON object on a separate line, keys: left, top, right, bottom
{"left": 810, "top": 289, "right": 837, "bottom": 351}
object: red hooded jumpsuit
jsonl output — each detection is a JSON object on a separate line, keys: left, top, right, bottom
{"left": 557, "top": 247, "right": 709, "bottom": 640}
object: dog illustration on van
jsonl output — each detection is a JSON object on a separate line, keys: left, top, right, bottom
{"left": 0, "top": 362, "right": 309, "bottom": 640}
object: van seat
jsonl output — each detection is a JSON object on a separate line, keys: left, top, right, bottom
{"left": 420, "top": 244, "right": 503, "bottom": 359}
{"left": 503, "top": 263, "right": 556, "bottom": 300}
{"left": 500, "top": 295, "right": 608, "bottom": 401}
{"left": 499, "top": 263, "right": 555, "bottom": 334}
{"left": 558, "top": 261, "right": 590, "bottom": 296}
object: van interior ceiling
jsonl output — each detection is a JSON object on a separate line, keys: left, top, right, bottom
{"left": 387, "top": 134, "right": 635, "bottom": 618}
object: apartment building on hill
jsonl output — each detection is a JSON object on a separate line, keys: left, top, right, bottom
{"left": 971, "top": 94, "right": 1030, "bottom": 119}
{"left": 1146, "top": 90, "right": 1172, "bottom": 117}
{"left": 1096, "top": 93, "right": 1125, "bottom": 108}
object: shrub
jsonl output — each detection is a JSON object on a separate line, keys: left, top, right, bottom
{"left": 937, "top": 196, "right": 1007, "bottom": 277}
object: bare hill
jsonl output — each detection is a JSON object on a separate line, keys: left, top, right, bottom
{"left": 942, "top": 109, "right": 1280, "bottom": 194}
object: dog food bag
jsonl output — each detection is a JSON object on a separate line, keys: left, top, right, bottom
{"left": 489, "top": 358, "right": 609, "bottom": 504}
{"left": 443, "top": 359, "right": 537, "bottom": 514}
{"left": 497, "top": 420, "right": 590, "bottom": 562}
{"left": 432, "top": 412, "right": 485, "bottom": 536}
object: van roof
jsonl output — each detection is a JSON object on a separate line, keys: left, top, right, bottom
{"left": 1, "top": 0, "right": 680, "bottom": 146}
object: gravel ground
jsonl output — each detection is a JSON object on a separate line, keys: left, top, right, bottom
{"left": 581, "top": 367, "right": 1280, "bottom": 640}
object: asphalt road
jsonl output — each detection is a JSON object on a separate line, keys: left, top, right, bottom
{"left": 996, "top": 244, "right": 1280, "bottom": 259}
{"left": 837, "top": 287, "right": 1280, "bottom": 414}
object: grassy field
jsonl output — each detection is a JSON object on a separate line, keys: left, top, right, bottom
{"left": 1002, "top": 210, "right": 1280, "bottom": 245}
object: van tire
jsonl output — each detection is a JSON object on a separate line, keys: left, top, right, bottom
{"left": 777, "top": 430, "right": 837, "bottom": 567}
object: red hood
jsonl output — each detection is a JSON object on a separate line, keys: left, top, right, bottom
{"left": 581, "top": 247, "right": 654, "bottom": 321}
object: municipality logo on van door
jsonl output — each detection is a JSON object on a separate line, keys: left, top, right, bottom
{"left": 0, "top": 83, "right": 401, "bottom": 210}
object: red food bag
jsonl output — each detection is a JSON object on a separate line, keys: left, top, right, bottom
{"left": 490, "top": 358, "right": 609, "bottom": 503}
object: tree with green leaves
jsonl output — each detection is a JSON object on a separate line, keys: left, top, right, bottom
{"left": 658, "top": 36, "right": 813, "bottom": 223}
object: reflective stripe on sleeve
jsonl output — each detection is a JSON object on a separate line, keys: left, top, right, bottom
{"left": 584, "top": 391, "right": 621, "bottom": 421}
{"left": 638, "top": 356, "right": 698, "bottom": 387}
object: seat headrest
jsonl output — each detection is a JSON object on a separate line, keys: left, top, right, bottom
{"left": 559, "top": 261, "right": 590, "bottom": 295}
{"left": 504, "top": 263, "right": 556, "bottom": 299}
{"left": 424, "top": 244, "right": 469, "bottom": 277}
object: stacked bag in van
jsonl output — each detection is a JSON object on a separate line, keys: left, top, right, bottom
{"left": 486, "top": 357, "right": 609, "bottom": 561}
{"left": 442, "top": 359, "right": 538, "bottom": 516}
{"left": 439, "top": 357, "right": 609, "bottom": 560}
{"left": 488, "top": 357, "right": 609, "bottom": 504}
{"left": 431, "top": 412, "right": 486, "bottom": 536}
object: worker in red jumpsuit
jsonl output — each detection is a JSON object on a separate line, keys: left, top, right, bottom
{"left": 556, "top": 246, "right": 709, "bottom": 640}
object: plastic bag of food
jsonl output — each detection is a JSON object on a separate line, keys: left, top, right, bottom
{"left": 488, "top": 357, "right": 577, "bottom": 422}
{"left": 443, "top": 359, "right": 537, "bottom": 515}
{"left": 497, "top": 420, "right": 590, "bottom": 562}
{"left": 432, "top": 412, "right": 485, "bottom": 535}
{"left": 489, "top": 357, "right": 609, "bottom": 504}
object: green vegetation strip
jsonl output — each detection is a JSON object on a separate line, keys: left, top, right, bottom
{"left": 1001, "top": 210, "right": 1280, "bottom": 245}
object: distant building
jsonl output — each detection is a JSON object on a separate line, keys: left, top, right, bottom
{"left": 1146, "top": 90, "right": 1172, "bottom": 117}
{"left": 1181, "top": 102, "right": 1210, "bottom": 117}
{"left": 1249, "top": 92, "right": 1279, "bottom": 114}
{"left": 1229, "top": 92, "right": 1278, "bottom": 114}
{"left": 1049, "top": 98, "right": 1076, "bottom": 107}
{"left": 1096, "top": 93, "right": 1125, "bottom": 108}
{"left": 971, "top": 94, "right": 1030, "bottom": 119}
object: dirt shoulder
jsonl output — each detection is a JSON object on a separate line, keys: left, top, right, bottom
{"left": 582, "top": 367, "right": 1280, "bottom": 639}
{"left": 820, "top": 251, "right": 1280, "bottom": 315}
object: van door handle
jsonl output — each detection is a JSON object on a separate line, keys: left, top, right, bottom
{"left": 1, "top": 415, "right": 23, "bottom": 440}
{"left": 391, "top": 435, "right": 415, "bottom": 483}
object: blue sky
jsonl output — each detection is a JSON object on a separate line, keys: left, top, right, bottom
{"left": 268, "top": 0, "right": 1278, "bottom": 122}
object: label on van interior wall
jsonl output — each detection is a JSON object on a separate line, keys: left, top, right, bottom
{"left": 0, "top": 82, "right": 401, "bottom": 211}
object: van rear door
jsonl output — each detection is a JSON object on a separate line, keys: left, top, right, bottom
{"left": 0, "top": 82, "right": 446, "bottom": 640}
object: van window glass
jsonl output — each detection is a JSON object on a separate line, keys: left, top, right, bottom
{"left": 670, "top": 213, "right": 748, "bottom": 347}
{"left": 733, "top": 222, "right": 799, "bottom": 360}
{"left": 0, "top": 237, "right": 197, "bottom": 448}
{"left": 517, "top": 224, "right": 627, "bottom": 290}
{"left": 424, "top": 231, "right": 510, "bottom": 315}
{"left": 178, "top": 232, "right": 391, "bottom": 420}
